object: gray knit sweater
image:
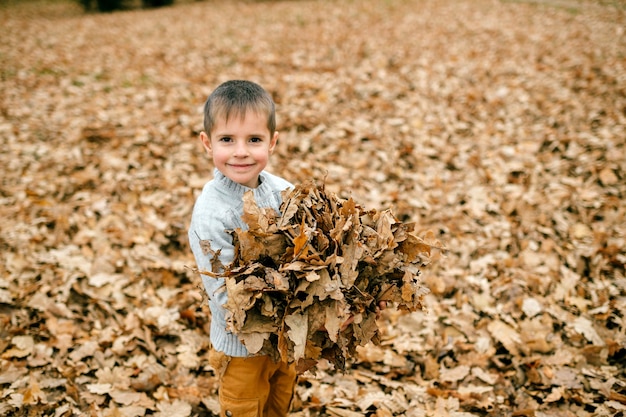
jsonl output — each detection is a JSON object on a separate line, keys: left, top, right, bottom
{"left": 188, "top": 168, "right": 293, "bottom": 357}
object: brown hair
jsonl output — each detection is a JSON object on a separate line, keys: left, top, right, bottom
{"left": 203, "top": 80, "right": 276, "bottom": 136}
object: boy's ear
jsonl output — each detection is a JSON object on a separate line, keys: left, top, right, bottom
{"left": 269, "top": 131, "right": 279, "bottom": 154}
{"left": 200, "top": 131, "right": 212, "bottom": 155}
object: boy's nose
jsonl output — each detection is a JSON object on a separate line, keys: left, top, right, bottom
{"left": 233, "top": 142, "right": 249, "bottom": 156}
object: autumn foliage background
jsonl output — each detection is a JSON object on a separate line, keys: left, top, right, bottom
{"left": 1, "top": 0, "right": 625, "bottom": 416}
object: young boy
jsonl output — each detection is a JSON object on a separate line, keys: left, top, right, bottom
{"left": 188, "top": 80, "right": 297, "bottom": 417}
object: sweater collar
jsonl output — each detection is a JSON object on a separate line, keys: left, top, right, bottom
{"left": 213, "top": 168, "right": 271, "bottom": 198}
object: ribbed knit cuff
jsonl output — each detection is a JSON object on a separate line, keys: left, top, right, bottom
{"left": 210, "top": 318, "right": 249, "bottom": 357}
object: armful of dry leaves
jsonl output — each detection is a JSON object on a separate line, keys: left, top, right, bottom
{"left": 199, "top": 180, "right": 443, "bottom": 374}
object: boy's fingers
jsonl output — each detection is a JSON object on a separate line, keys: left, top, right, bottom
{"left": 340, "top": 315, "right": 355, "bottom": 331}
{"left": 375, "top": 301, "right": 387, "bottom": 319}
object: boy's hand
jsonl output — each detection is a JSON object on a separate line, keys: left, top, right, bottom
{"left": 340, "top": 301, "right": 387, "bottom": 331}
{"left": 319, "top": 315, "right": 354, "bottom": 333}
{"left": 319, "top": 301, "right": 388, "bottom": 333}
{"left": 340, "top": 315, "right": 354, "bottom": 331}
{"left": 376, "top": 301, "right": 387, "bottom": 320}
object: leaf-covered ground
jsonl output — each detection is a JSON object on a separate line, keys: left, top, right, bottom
{"left": 1, "top": 0, "right": 625, "bottom": 416}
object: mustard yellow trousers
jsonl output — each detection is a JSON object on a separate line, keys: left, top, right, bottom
{"left": 210, "top": 350, "right": 297, "bottom": 417}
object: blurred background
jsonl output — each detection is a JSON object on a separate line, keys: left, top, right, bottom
{"left": 0, "top": 0, "right": 624, "bottom": 415}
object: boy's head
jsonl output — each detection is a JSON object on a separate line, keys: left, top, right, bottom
{"left": 200, "top": 80, "right": 279, "bottom": 189}
{"left": 203, "top": 80, "right": 276, "bottom": 137}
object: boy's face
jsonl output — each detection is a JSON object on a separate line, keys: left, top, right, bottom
{"left": 200, "top": 110, "right": 278, "bottom": 188}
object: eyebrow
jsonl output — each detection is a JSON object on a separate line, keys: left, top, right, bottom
{"left": 213, "top": 131, "right": 269, "bottom": 138}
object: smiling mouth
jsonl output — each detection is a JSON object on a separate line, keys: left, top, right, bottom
{"left": 229, "top": 163, "right": 254, "bottom": 169}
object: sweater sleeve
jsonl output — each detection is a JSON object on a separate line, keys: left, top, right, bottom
{"left": 187, "top": 170, "right": 293, "bottom": 357}
{"left": 188, "top": 184, "right": 250, "bottom": 357}
{"left": 188, "top": 209, "right": 233, "bottom": 306}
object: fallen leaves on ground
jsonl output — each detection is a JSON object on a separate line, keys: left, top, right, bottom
{"left": 0, "top": 0, "right": 625, "bottom": 416}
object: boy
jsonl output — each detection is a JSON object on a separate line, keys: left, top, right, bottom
{"left": 188, "top": 80, "right": 297, "bottom": 417}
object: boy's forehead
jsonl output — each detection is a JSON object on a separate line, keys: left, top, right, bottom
{"left": 211, "top": 109, "right": 270, "bottom": 132}
{"left": 214, "top": 107, "right": 266, "bottom": 123}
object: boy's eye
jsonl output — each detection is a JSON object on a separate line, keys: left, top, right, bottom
{"left": 220, "top": 136, "right": 232, "bottom": 142}
{"left": 250, "top": 137, "right": 262, "bottom": 143}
